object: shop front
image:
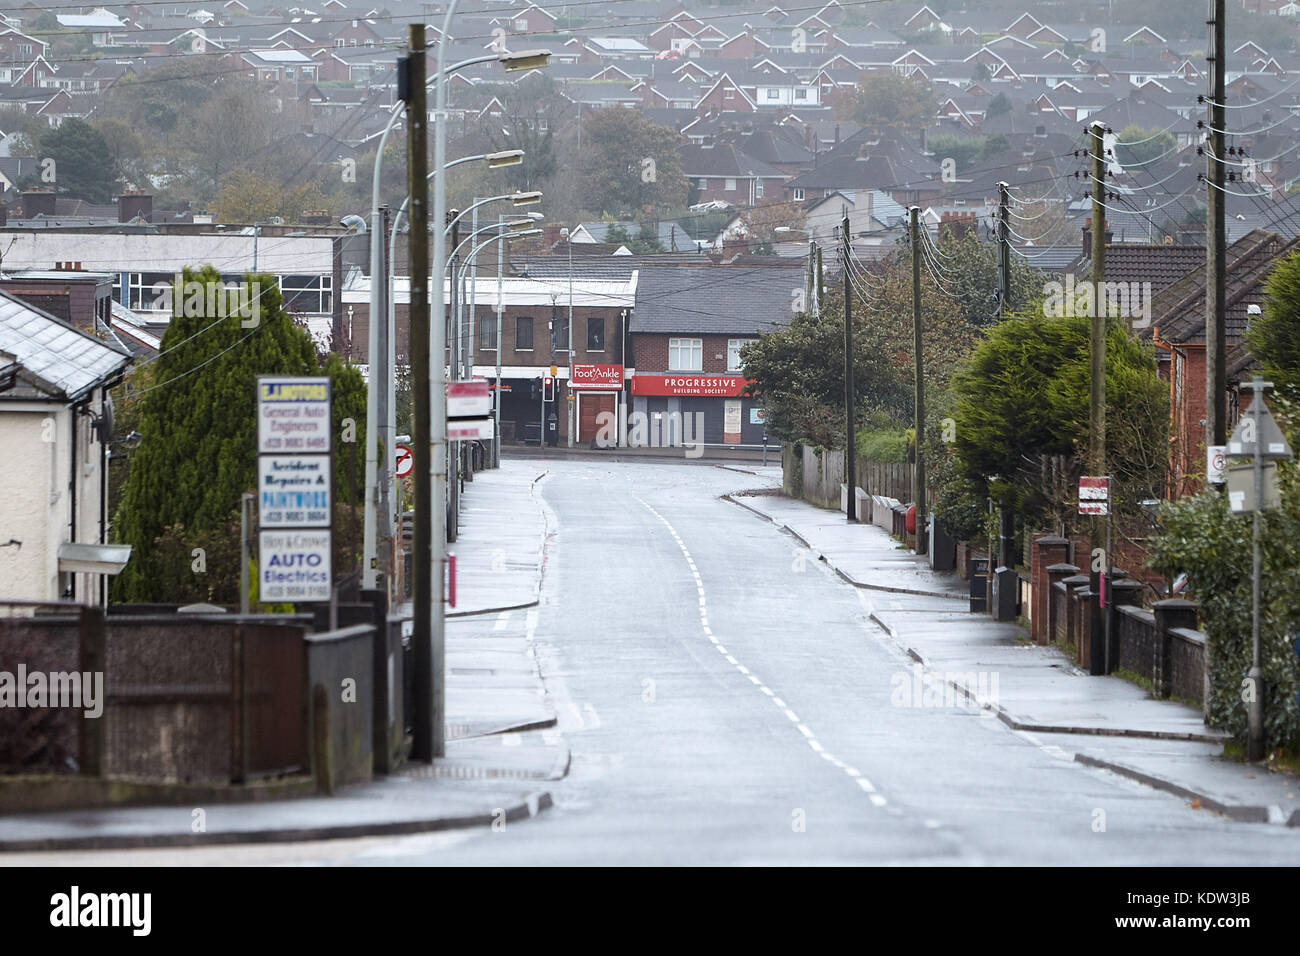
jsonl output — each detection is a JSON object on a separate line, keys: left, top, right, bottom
{"left": 572, "top": 363, "right": 624, "bottom": 444}
{"left": 628, "top": 374, "right": 764, "bottom": 447}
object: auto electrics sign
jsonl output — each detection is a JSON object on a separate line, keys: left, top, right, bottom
{"left": 258, "top": 530, "right": 332, "bottom": 602}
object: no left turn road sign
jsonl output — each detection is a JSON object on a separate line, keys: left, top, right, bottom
{"left": 395, "top": 444, "right": 414, "bottom": 478}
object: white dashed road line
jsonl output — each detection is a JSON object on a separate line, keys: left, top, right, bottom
{"left": 638, "top": 496, "right": 888, "bottom": 810}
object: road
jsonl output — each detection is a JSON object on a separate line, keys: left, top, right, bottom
{"left": 18, "top": 460, "right": 1300, "bottom": 865}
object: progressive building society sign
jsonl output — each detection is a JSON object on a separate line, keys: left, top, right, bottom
{"left": 256, "top": 376, "right": 332, "bottom": 602}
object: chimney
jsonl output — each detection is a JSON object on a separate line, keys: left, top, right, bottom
{"left": 22, "top": 187, "right": 56, "bottom": 218}
{"left": 1081, "top": 217, "right": 1113, "bottom": 258}
{"left": 117, "top": 189, "right": 152, "bottom": 223}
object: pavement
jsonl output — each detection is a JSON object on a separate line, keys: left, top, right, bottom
{"left": 727, "top": 487, "right": 1300, "bottom": 828}
{"left": 9, "top": 460, "right": 1300, "bottom": 865}
{"left": 0, "top": 460, "right": 564, "bottom": 853}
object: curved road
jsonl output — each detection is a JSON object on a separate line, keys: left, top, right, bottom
{"left": 18, "top": 460, "right": 1300, "bottom": 865}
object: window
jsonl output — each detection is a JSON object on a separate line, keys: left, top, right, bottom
{"left": 515, "top": 17, "right": 527, "bottom": 30}
{"left": 698, "top": 177, "right": 708, "bottom": 189}
{"left": 792, "top": 187, "right": 804, "bottom": 201}
{"left": 480, "top": 316, "right": 498, "bottom": 351}
{"left": 725, "top": 178, "right": 737, "bottom": 191}
{"left": 334, "top": 37, "right": 345, "bottom": 47}
{"left": 766, "top": 88, "right": 779, "bottom": 99}
{"left": 550, "top": 315, "right": 569, "bottom": 355}
{"left": 727, "top": 338, "right": 753, "bottom": 372}
{"left": 794, "top": 88, "right": 807, "bottom": 100}
{"left": 279, "top": 274, "right": 331, "bottom": 314}
{"left": 669, "top": 337, "right": 702, "bottom": 371}
{"left": 587, "top": 316, "right": 605, "bottom": 351}
{"left": 515, "top": 316, "right": 533, "bottom": 350}
{"left": 755, "top": 179, "right": 764, "bottom": 198}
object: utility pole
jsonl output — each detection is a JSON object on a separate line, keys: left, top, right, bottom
{"left": 376, "top": 204, "right": 391, "bottom": 593}
{"left": 816, "top": 244, "right": 824, "bottom": 306}
{"left": 996, "top": 183, "right": 1012, "bottom": 567}
{"left": 448, "top": 215, "right": 460, "bottom": 543}
{"left": 566, "top": 232, "right": 574, "bottom": 448}
{"left": 910, "top": 206, "right": 926, "bottom": 555}
{"left": 1089, "top": 118, "right": 1110, "bottom": 676}
{"left": 495, "top": 212, "right": 504, "bottom": 468}
{"left": 997, "top": 181, "right": 1011, "bottom": 319}
{"left": 1089, "top": 121, "right": 1107, "bottom": 473}
{"left": 1206, "top": 0, "right": 1228, "bottom": 454}
{"left": 405, "top": 27, "right": 437, "bottom": 763}
{"left": 466, "top": 204, "right": 478, "bottom": 483}
{"left": 842, "top": 213, "right": 856, "bottom": 522}
{"left": 806, "top": 239, "right": 817, "bottom": 314}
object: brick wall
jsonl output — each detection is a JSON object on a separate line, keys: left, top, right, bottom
{"left": 632, "top": 332, "right": 755, "bottom": 373}
{"left": 347, "top": 301, "right": 625, "bottom": 367}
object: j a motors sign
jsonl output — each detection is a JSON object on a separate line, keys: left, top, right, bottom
{"left": 571, "top": 363, "right": 623, "bottom": 390}
{"left": 631, "top": 374, "right": 750, "bottom": 397}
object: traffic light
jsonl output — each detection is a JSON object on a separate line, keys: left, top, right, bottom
{"left": 530, "top": 377, "right": 541, "bottom": 401}
{"left": 543, "top": 375, "right": 555, "bottom": 402}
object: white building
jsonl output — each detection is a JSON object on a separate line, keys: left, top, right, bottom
{"left": 0, "top": 290, "right": 132, "bottom": 603}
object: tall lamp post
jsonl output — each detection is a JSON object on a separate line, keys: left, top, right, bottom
{"left": 425, "top": 3, "right": 549, "bottom": 758}
{"left": 383, "top": 150, "right": 524, "bottom": 540}
{"left": 362, "top": 48, "right": 547, "bottom": 595}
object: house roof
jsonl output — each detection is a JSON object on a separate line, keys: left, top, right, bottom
{"left": 0, "top": 289, "right": 130, "bottom": 400}
{"left": 1079, "top": 242, "right": 1206, "bottom": 296}
{"left": 1152, "top": 230, "right": 1300, "bottom": 359}
{"left": 629, "top": 263, "right": 803, "bottom": 335}
{"left": 680, "top": 142, "right": 785, "bottom": 179}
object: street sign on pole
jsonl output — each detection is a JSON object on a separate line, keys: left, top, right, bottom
{"left": 258, "top": 529, "right": 332, "bottom": 602}
{"left": 1078, "top": 476, "right": 1111, "bottom": 516}
{"left": 395, "top": 443, "right": 414, "bottom": 478}
{"left": 257, "top": 377, "right": 331, "bottom": 454}
{"left": 447, "top": 417, "right": 495, "bottom": 441}
{"left": 256, "top": 375, "right": 332, "bottom": 604}
{"left": 1207, "top": 444, "right": 1227, "bottom": 484}
{"left": 446, "top": 379, "right": 491, "bottom": 418}
{"left": 258, "top": 454, "right": 331, "bottom": 527}
{"left": 1227, "top": 461, "right": 1281, "bottom": 514}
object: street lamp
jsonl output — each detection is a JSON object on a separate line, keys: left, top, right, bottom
{"left": 501, "top": 49, "right": 552, "bottom": 71}
{"left": 559, "top": 225, "right": 574, "bottom": 447}
{"left": 363, "top": 50, "right": 544, "bottom": 596}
